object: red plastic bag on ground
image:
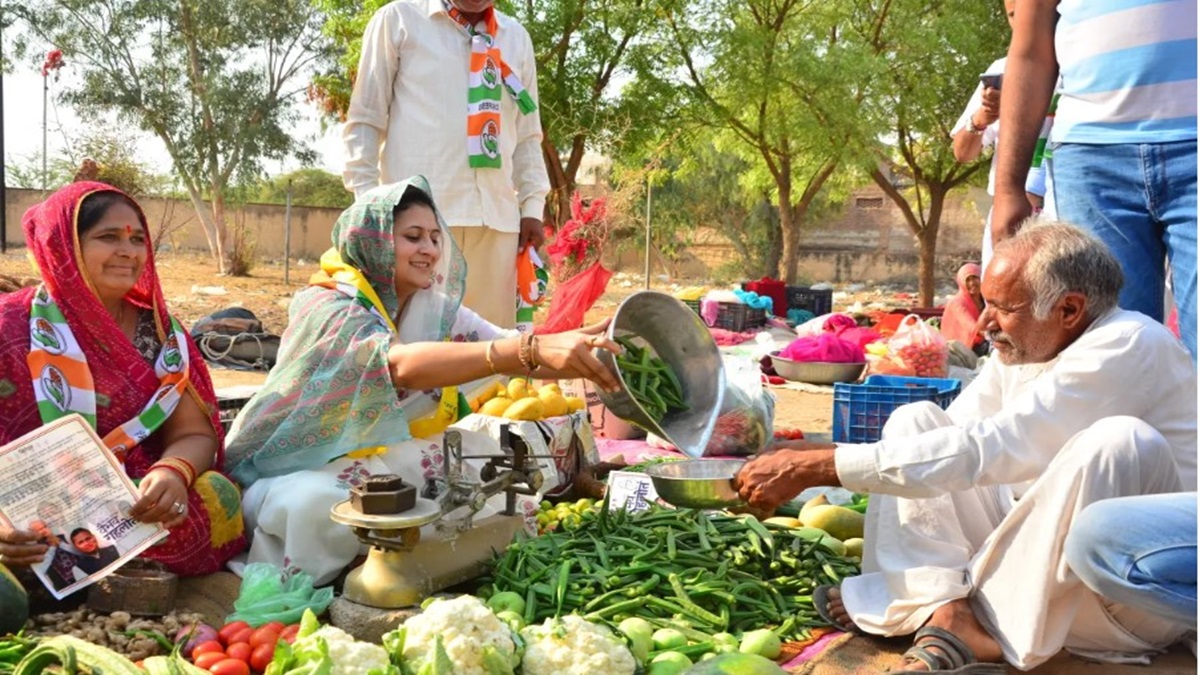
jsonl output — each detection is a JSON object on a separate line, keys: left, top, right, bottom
{"left": 536, "top": 262, "right": 613, "bottom": 334}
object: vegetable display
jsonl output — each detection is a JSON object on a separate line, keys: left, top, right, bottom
{"left": 383, "top": 595, "right": 520, "bottom": 675}
{"left": 484, "top": 505, "right": 861, "bottom": 646}
{"left": 613, "top": 337, "right": 687, "bottom": 422}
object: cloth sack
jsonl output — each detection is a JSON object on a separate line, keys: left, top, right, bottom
{"left": 191, "top": 308, "right": 281, "bottom": 371}
{"left": 780, "top": 333, "right": 865, "bottom": 363}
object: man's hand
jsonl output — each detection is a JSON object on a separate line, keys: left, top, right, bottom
{"left": 519, "top": 217, "right": 545, "bottom": 249}
{"left": 977, "top": 87, "right": 1001, "bottom": 127}
{"left": 991, "top": 190, "right": 1034, "bottom": 248}
{"left": 733, "top": 447, "right": 840, "bottom": 512}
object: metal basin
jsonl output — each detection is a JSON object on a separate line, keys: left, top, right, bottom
{"left": 769, "top": 352, "right": 866, "bottom": 385}
{"left": 646, "top": 459, "right": 746, "bottom": 509}
{"left": 595, "top": 291, "right": 725, "bottom": 457}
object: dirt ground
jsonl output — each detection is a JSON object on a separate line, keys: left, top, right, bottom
{"left": 0, "top": 250, "right": 836, "bottom": 433}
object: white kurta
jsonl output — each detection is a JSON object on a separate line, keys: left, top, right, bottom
{"left": 834, "top": 310, "right": 1197, "bottom": 669}
{"left": 342, "top": 0, "right": 550, "bottom": 230}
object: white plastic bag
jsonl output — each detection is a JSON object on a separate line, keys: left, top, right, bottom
{"left": 649, "top": 355, "right": 775, "bottom": 456}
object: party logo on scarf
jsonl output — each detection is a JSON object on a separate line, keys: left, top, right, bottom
{"left": 33, "top": 286, "right": 52, "bottom": 306}
{"left": 31, "top": 317, "right": 65, "bottom": 354}
{"left": 482, "top": 57, "right": 500, "bottom": 90}
{"left": 40, "top": 365, "right": 70, "bottom": 411}
{"left": 481, "top": 120, "right": 500, "bottom": 159}
{"left": 162, "top": 333, "right": 183, "bottom": 373}
{"left": 152, "top": 384, "right": 174, "bottom": 404}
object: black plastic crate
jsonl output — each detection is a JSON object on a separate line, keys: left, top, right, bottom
{"left": 787, "top": 286, "right": 834, "bottom": 316}
{"left": 712, "top": 302, "right": 767, "bottom": 332}
{"left": 681, "top": 299, "right": 701, "bottom": 315}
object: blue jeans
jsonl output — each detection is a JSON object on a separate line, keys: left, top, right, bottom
{"left": 1050, "top": 140, "right": 1197, "bottom": 362}
{"left": 1065, "top": 493, "right": 1198, "bottom": 629}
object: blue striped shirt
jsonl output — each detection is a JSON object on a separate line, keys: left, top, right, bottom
{"left": 1053, "top": 0, "right": 1197, "bottom": 143}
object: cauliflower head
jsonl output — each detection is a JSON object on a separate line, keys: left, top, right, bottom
{"left": 296, "top": 625, "right": 392, "bottom": 675}
{"left": 401, "top": 595, "right": 520, "bottom": 675}
{"left": 519, "top": 615, "right": 636, "bottom": 675}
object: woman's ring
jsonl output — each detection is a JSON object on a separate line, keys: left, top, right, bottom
{"left": 173, "top": 502, "right": 186, "bottom": 514}
{"left": 587, "top": 336, "right": 600, "bottom": 348}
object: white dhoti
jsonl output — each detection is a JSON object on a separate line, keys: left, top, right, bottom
{"left": 841, "top": 402, "right": 1187, "bottom": 670}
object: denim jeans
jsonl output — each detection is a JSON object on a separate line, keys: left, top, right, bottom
{"left": 1065, "top": 492, "right": 1197, "bottom": 629}
{"left": 1050, "top": 140, "right": 1197, "bottom": 362}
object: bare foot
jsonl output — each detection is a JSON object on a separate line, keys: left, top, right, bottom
{"left": 822, "top": 586, "right": 860, "bottom": 632}
{"left": 895, "top": 599, "right": 1004, "bottom": 672}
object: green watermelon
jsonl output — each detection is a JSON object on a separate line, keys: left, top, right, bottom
{"left": 0, "top": 562, "right": 29, "bottom": 635}
{"left": 682, "top": 652, "right": 787, "bottom": 674}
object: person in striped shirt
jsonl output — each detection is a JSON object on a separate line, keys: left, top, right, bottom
{"left": 992, "top": 0, "right": 1197, "bottom": 363}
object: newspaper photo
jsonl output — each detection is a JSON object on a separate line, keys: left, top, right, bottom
{"left": 0, "top": 414, "right": 168, "bottom": 599}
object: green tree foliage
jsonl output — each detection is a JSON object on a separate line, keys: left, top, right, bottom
{"left": 12, "top": 0, "right": 329, "bottom": 275}
{"left": 6, "top": 128, "right": 171, "bottom": 196}
{"left": 254, "top": 168, "right": 354, "bottom": 208}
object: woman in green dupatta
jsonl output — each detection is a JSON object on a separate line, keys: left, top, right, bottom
{"left": 224, "top": 177, "right": 620, "bottom": 584}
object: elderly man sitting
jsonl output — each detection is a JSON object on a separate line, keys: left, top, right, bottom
{"left": 736, "top": 222, "right": 1197, "bottom": 672}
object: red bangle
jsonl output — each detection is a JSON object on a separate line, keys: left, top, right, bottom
{"left": 150, "top": 463, "right": 191, "bottom": 487}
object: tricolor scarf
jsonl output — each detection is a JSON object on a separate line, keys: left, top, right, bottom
{"left": 310, "top": 249, "right": 468, "bottom": 441}
{"left": 27, "top": 285, "right": 191, "bottom": 464}
{"left": 443, "top": 1, "right": 538, "bottom": 169}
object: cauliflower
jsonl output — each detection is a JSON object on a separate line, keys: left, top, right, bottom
{"left": 519, "top": 615, "right": 637, "bottom": 675}
{"left": 293, "top": 624, "right": 393, "bottom": 675}
{"left": 393, "top": 595, "right": 520, "bottom": 675}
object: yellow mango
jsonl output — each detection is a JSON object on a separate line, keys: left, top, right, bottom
{"left": 503, "top": 397, "right": 545, "bottom": 421}
{"left": 507, "top": 378, "right": 530, "bottom": 401}
{"left": 799, "top": 504, "right": 866, "bottom": 541}
{"left": 763, "top": 517, "right": 802, "bottom": 529}
{"left": 539, "top": 391, "right": 569, "bottom": 417}
{"left": 565, "top": 396, "right": 586, "bottom": 412}
{"left": 843, "top": 537, "right": 864, "bottom": 558}
{"left": 480, "top": 397, "right": 514, "bottom": 417}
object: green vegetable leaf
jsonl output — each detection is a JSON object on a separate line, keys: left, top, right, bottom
{"left": 265, "top": 640, "right": 294, "bottom": 675}
{"left": 297, "top": 609, "right": 321, "bottom": 639}
{"left": 416, "top": 636, "right": 455, "bottom": 675}
{"left": 382, "top": 627, "right": 407, "bottom": 666}
{"left": 480, "top": 646, "right": 515, "bottom": 675}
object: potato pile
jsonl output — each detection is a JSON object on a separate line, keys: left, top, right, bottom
{"left": 26, "top": 608, "right": 206, "bottom": 661}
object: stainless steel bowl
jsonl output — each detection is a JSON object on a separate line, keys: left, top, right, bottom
{"left": 769, "top": 352, "right": 866, "bottom": 385}
{"left": 594, "top": 291, "right": 725, "bottom": 457}
{"left": 646, "top": 459, "right": 746, "bottom": 509}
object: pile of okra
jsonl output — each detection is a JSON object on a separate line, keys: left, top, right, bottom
{"left": 613, "top": 336, "right": 687, "bottom": 421}
{"left": 485, "top": 505, "right": 861, "bottom": 643}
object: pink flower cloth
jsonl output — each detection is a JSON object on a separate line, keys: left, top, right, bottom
{"left": 781, "top": 333, "right": 865, "bottom": 363}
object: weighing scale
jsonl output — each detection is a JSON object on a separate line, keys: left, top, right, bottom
{"left": 330, "top": 426, "right": 547, "bottom": 609}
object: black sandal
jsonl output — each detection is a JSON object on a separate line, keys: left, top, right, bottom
{"left": 885, "top": 626, "right": 1007, "bottom": 674}
{"left": 813, "top": 584, "right": 865, "bottom": 634}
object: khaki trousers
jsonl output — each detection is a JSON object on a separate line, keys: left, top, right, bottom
{"left": 841, "top": 402, "right": 1186, "bottom": 669}
{"left": 450, "top": 226, "right": 519, "bottom": 329}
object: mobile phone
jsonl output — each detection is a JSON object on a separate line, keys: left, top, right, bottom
{"left": 979, "top": 73, "right": 1003, "bottom": 90}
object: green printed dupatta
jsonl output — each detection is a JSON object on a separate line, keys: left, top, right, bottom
{"left": 224, "top": 178, "right": 468, "bottom": 486}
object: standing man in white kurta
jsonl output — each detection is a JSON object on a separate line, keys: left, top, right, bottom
{"left": 343, "top": 0, "right": 550, "bottom": 328}
{"left": 736, "top": 222, "right": 1197, "bottom": 671}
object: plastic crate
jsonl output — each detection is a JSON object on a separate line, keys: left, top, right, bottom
{"left": 787, "top": 286, "right": 834, "bottom": 316}
{"left": 217, "top": 396, "right": 251, "bottom": 434}
{"left": 681, "top": 298, "right": 702, "bottom": 315}
{"left": 832, "top": 375, "right": 962, "bottom": 443}
{"left": 890, "top": 306, "right": 945, "bottom": 320}
{"left": 712, "top": 302, "right": 767, "bottom": 332}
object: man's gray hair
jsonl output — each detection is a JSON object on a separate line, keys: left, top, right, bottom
{"left": 996, "top": 221, "right": 1124, "bottom": 320}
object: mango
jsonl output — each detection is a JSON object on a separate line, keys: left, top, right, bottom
{"left": 538, "top": 383, "right": 562, "bottom": 397}
{"left": 479, "top": 397, "right": 514, "bottom": 417}
{"left": 799, "top": 493, "right": 830, "bottom": 520}
{"left": 565, "top": 396, "right": 585, "bottom": 412}
{"left": 800, "top": 504, "right": 866, "bottom": 541}
{"left": 790, "top": 526, "right": 847, "bottom": 556}
{"left": 843, "top": 537, "right": 864, "bottom": 558}
{"left": 503, "top": 398, "right": 545, "bottom": 421}
{"left": 763, "top": 516, "right": 802, "bottom": 529}
{"left": 539, "top": 391, "right": 569, "bottom": 417}
{"left": 507, "top": 378, "right": 531, "bottom": 400}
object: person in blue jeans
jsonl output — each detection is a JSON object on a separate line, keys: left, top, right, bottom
{"left": 990, "top": 0, "right": 1197, "bottom": 363}
{"left": 1065, "top": 493, "right": 1197, "bottom": 629}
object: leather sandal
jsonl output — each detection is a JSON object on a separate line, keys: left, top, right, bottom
{"left": 813, "top": 584, "right": 865, "bottom": 634}
{"left": 885, "top": 626, "right": 1007, "bottom": 673}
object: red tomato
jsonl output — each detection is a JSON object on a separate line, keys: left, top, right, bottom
{"left": 249, "top": 627, "right": 280, "bottom": 649}
{"left": 278, "top": 624, "right": 301, "bottom": 644}
{"left": 250, "top": 643, "right": 275, "bottom": 672}
{"left": 228, "top": 627, "right": 255, "bottom": 647}
{"left": 192, "top": 641, "right": 226, "bottom": 658}
{"left": 226, "top": 642, "right": 253, "bottom": 663}
{"left": 193, "top": 652, "right": 228, "bottom": 670}
{"left": 260, "top": 621, "right": 286, "bottom": 634}
{"left": 208, "top": 659, "right": 252, "bottom": 675}
{"left": 218, "top": 621, "right": 251, "bottom": 645}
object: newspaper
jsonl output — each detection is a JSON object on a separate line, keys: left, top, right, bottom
{"left": 0, "top": 414, "right": 168, "bottom": 599}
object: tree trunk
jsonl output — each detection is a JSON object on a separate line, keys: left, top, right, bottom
{"left": 181, "top": 184, "right": 221, "bottom": 268}
{"left": 762, "top": 205, "right": 783, "bottom": 278}
{"left": 209, "top": 184, "right": 232, "bottom": 275}
{"left": 777, "top": 179, "right": 800, "bottom": 284}
{"left": 916, "top": 188, "right": 946, "bottom": 307}
{"left": 541, "top": 138, "right": 571, "bottom": 227}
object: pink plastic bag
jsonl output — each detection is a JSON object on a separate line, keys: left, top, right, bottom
{"left": 878, "top": 314, "right": 949, "bottom": 377}
{"left": 780, "top": 333, "right": 864, "bottom": 363}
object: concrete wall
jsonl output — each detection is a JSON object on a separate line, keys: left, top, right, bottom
{"left": 5, "top": 184, "right": 990, "bottom": 285}
{"left": 4, "top": 187, "right": 341, "bottom": 260}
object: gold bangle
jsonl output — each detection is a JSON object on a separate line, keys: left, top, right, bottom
{"left": 518, "top": 333, "right": 536, "bottom": 373}
{"left": 485, "top": 340, "right": 498, "bottom": 374}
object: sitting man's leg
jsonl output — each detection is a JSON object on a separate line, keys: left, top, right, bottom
{"left": 969, "top": 417, "right": 1185, "bottom": 670}
{"left": 838, "top": 402, "right": 1013, "bottom": 638}
{"left": 1065, "top": 492, "right": 1197, "bottom": 628}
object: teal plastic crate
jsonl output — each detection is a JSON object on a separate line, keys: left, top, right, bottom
{"left": 832, "top": 375, "right": 962, "bottom": 443}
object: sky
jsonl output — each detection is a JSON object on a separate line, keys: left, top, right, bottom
{"left": 2, "top": 66, "right": 349, "bottom": 186}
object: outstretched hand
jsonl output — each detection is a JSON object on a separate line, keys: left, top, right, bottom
{"left": 534, "top": 319, "right": 622, "bottom": 392}
{"left": 734, "top": 444, "right": 840, "bottom": 512}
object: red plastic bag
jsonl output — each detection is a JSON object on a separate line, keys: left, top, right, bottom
{"left": 780, "top": 333, "right": 864, "bottom": 363}
{"left": 874, "top": 314, "right": 949, "bottom": 377}
{"left": 535, "top": 262, "right": 613, "bottom": 334}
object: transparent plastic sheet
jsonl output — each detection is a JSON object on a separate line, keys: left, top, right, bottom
{"left": 650, "top": 355, "right": 775, "bottom": 456}
{"left": 225, "top": 562, "right": 334, "bottom": 627}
